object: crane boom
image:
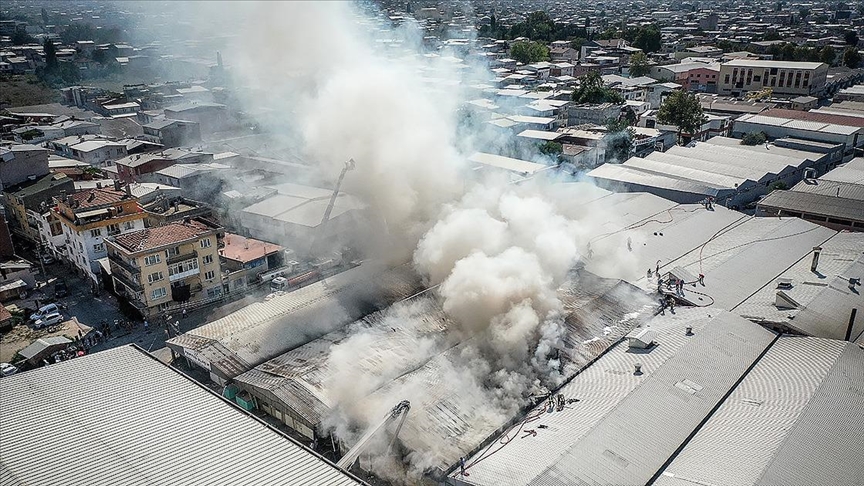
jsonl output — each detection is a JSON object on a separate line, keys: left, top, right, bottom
{"left": 320, "top": 158, "right": 355, "bottom": 228}
{"left": 336, "top": 400, "right": 410, "bottom": 470}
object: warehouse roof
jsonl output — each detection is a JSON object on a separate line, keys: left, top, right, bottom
{"left": 468, "top": 152, "right": 552, "bottom": 176}
{"left": 820, "top": 157, "right": 864, "bottom": 184}
{"left": 655, "top": 336, "right": 864, "bottom": 486}
{"left": 722, "top": 59, "right": 826, "bottom": 70}
{"left": 757, "top": 190, "right": 864, "bottom": 223}
{"left": 736, "top": 114, "right": 860, "bottom": 136}
{"left": 452, "top": 309, "right": 776, "bottom": 486}
{"left": 733, "top": 232, "right": 864, "bottom": 340}
{"left": 587, "top": 160, "right": 733, "bottom": 195}
{"left": 0, "top": 345, "right": 364, "bottom": 486}
{"left": 166, "top": 263, "right": 423, "bottom": 379}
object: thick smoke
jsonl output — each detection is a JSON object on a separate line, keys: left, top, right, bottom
{"left": 159, "top": 1, "right": 635, "bottom": 481}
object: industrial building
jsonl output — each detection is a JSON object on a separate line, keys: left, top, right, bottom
{"left": 166, "top": 263, "right": 423, "bottom": 385}
{"left": 586, "top": 136, "right": 839, "bottom": 206}
{"left": 447, "top": 310, "right": 864, "bottom": 486}
{"left": 0, "top": 345, "right": 365, "bottom": 486}
{"left": 234, "top": 271, "right": 653, "bottom": 473}
{"left": 757, "top": 157, "right": 864, "bottom": 232}
{"left": 717, "top": 60, "right": 828, "bottom": 97}
{"left": 732, "top": 112, "right": 862, "bottom": 161}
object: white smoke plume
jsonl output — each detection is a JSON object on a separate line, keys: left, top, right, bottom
{"left": 148, "top": 1, "right": 640, "bottom": 481}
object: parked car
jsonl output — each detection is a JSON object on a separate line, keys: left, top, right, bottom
{"left": 33, "top": 312, "right": 63, "bottom": 329}
{"left": 54, "top": 279, "right": 68, "bottom": 298}
{"left": 30, "top": 303, "right": 60, "bottom": 322}
{"left": 0, "top": 363, "right": 18, "bottom": 377}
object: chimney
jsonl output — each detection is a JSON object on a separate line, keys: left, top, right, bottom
{"left": 87, "top": 191, "right": 95, "bottom": 202}
{"left": 845, "top": 308, "right": 857, "bottom": 342}
{"left": 634, "top": 363, "right": 642, "bottom": 375}
{"left": 96, "top": 181, "right": 102, "bottom": 189}
{"left": 125, "top": 183, "right": 132, "bottom": 197}
{"left": 685, "top": 325, "right": 693, "bottom": 336}
{"left": 811, "top": 246, "right": 822, "bottom": 273}
{"left": 113, "top": 179, "right": 121, "bottom": 191}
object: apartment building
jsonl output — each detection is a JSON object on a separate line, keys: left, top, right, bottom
{"left": 52, "top": 184, "right": 146, "bottom": 284}
{"left": 106, "top": 218, "right": 223, "bottom": 317}
{"left": 718, "top": 60, "right": 828, "bottom": 97}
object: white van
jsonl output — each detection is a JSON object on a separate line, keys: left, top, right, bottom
{"left": 30, "top": 303, "right": 59, "bottom": 322}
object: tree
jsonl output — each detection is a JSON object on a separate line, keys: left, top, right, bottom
{"left": 43, "top": 38, "right": 57, "bottom": 71}
{"left": 799, "top": 7, "right": 810, "bottom": 19}
{"left": 820, "top": 46, "right": 836, "bottom": 65}
{"left": 657, "top": 90, "right": 706, "bottom": 144}
{"left": 843, "top": 46, "right": 862, "bottom": 68}
{"left": 11, "top": 30, "right": 34, "bottom": 45}
{"left": 629, "top": 52, "right": 650, "bottom": 77}
{"left": 570, "top": 37, "right": 587, "bottom": 51}
{"left": 632, "top": 25, "right": 661, "bottom": 53}
{"left": 509, "top": 41, "right": 549, "bottom": 64}
{"left": 41, "top": 8, "right": 49, "bottom": 25}
{"left": 844, "top": 30, "right": 860, "bottom": 46}
{"left": 605, "top": 118, "right": 635, "bottom": 162}
{"left": 539, "top": 140, "right": 563, "bottom": 160}
{"left": 572, "top": 71, "right": 624, "bottom": 104}
{"left": 741, "top": 131, "right": 767, "bottom": 145}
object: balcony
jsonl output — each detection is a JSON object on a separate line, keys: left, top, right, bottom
{"left": 167, "top": 250, "right": 197, "bottom": 264}
{"left": 108, "top": 253, "right": 140, "bottom": 276}
{"left": 113, "top": 271, "right": 143, "bottom": 293}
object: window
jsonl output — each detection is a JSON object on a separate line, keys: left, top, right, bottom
{"left": 90, "top": 228, "right": 102, "bottom": 237}
{"left": 144, "top": 254, "right": 161, "bottom": 266}
{"left": 124, "top": 221, "right": 134, "bottom": 230}
{"left": 168, "top": 258, "right": 198, "bottom": 277}
{"left": 116, "top": 206, "right": 123, "bottom": 214}
{"left": 200, "top": 238, "right": 212, "bottom": 249}
{"left": 107, "top": 223, "right": 120, "bottom": 235}
{"left": 93, "top": 243, "right": 105, "bottom": 252}
{"left": 204, "top": 270, "right": 215, "bottom": 280}
{"left": 166, "top": 246, "right": 181, "bottom": 258}
{"left": 724, "top": 74, "right": 730, "bottom": 84}
{"left": 202, "top": 254, "right": 213, "bottom": 265}
{"left": 207, "top": 287, "right": 222, "bottom": 299}
{"left": 148, "top": 271, "right": 164, "bottom": 283}
{"left": 151, "top": 287, "right": 167, "bottom": 300}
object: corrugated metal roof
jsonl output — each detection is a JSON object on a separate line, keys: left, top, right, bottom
{"left": 453, "top": 310, "right": 775, "bottom": 486}
{"left": 820, "top": 157, "right": 864, "bottom": 184}
{"left": 167, "top": 264, "right": 423, "bottom": 379}
{"left": 757, "top": 190, "right": 864, "bottom": 222}
{"left": 791, "top": 179, "right": 864, "bottom": 201}
{"left": 0, "top": 345, "right": 364, "bottom": 486}
{"left": 655, "top": 337, "right": 864, "bottom": 486}
{"left": 587, "top": 163, "right": 728, "bottom": 196}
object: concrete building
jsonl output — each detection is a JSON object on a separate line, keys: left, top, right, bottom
{"left": 164, "top": 101, "right": 230, "bottom": 133}
{"left": 718, "top": 60, "right": 828, "bottom": 97}
{"left": 2, "top": 173, "right": 74, "bottom": 246}
{"left": 141, "top": 118, "right": 201, "bottom": 148}
{"left": 47, "top": 135, "right": 128, "bottom": 167}
{"left": 106, "top": 218, "right": 223, "bottom": 317}
{"left": 218, "top": 233, "right": 285, "bottom": 294}
{"left": 0, "top": 345, "right": 365, "bottom": 486}
{"left": 113, "top": 149, "right": 214, "bottom": 184}
{"left": 53, "top": 185, "right": 146, "bottom": 284}
{"left": 0, "top": 143, "right": 49, "bottom": 191}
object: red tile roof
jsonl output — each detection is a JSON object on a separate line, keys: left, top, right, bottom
{"left": 69, "top": 188, "right": 131, "bottom": 210}
{"left": 112, "top": 220, "right": 215, "bottom": 253}
{"left": 761, "top": 109, "right": 864, "bottom": 128}
{"left": 218, "top": 233, "right": 283, "bottom": 263}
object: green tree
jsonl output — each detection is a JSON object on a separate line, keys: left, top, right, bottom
{"left": 605, "top": 118, "right": 635, "bottom": 162}
{"left": 629, "top": 52, "right": 650, "bottom": 77}
{"left": 820, "top": 46, "right": 836, "bottom": 65}
{"left": 570, "top": 37, "right": 587, "bottom": 52}
{"left": 741, "top": 131, "right": 767, "bottom": 145}
{"left": 43, "top": 38, "right": 58, "bottom": 71}
{"left": 657, "top": 90, "right": 707, "bottom": 144}
{"left": 41, "top": 8, "right": 49, "bottom": 25}
{"left": 509, "top": 41, "right": 549, "bottom": 64}
{"left": 799, "top": 7, "right": 810, "bottom": 19}
{"left": 11, "top": 30, "right": 34, "bottom": 45}
{"left": 844, "top": 30, "right": 860, "bottom": 46}
{"left": 633, "top": 25, "right": 661, "bottom": 52}
{"left": 539, "top": 140, "right": 563, "bottom": 158}
{"left": 572, "top": 71, "right": 624, "bottom": 104}
{"left": 843, "top": 46, "right": 862, "bottom": 68}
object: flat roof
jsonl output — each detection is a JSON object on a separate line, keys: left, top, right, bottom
{"left": 722, "top": 59, "right": 826, "bottom": 70}
{"left": 516, "top": 129, "right": 562, "bottom": 141}
{"left": 468, "top": 152, "right": 551, "bottom": 175}
{"left": 736, "top": 114, "right": 860, "bottom": 136}
{"left": 0, "top": 345, "right": 364, "bottom": 486}
{"left": 757, "top": 189, "right": 864, "bottom": 222}
{"left": 655, "top": 336, "right": 864, "bottom": 486}
{"left": 453, "top": 309, "right": 776, "bottom": 485}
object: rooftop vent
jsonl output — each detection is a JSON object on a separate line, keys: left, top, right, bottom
{"left": 634, "top": 363, "right": 643, "bottom": 375}
{"left": 626, "top": 328, "right": 656, "bottom": 349}
{"left": 776, "top": 277, "right": 793, "bottom": 289}
{"left": 87, "top": 192, "right": 95, "bottom": 202}
{"left": 685, "top": 325, "right": 693, "bottom": 336}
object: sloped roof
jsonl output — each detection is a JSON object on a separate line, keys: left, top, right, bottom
{"left": 111, "top": 219, "right": 216, "bottom": 253}
{"left": 0, "top": 345, "right": 364, "bottom": 486}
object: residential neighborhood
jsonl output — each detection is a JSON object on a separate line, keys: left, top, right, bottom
{"left": 1, "top": 2, "right": 862, "bottom": 486}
